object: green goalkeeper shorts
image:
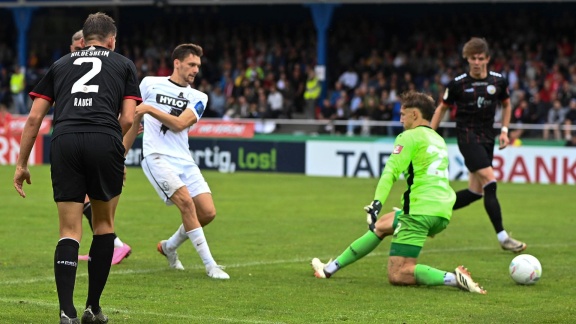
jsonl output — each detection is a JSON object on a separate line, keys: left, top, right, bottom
{"left": 389, "top": 213, "right": 449, "bottom": 258}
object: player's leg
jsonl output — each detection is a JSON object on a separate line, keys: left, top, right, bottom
{"left": 55, "top": 202, "right": 84, "bottom": 321}
{"left": 84, "top": 196, "right": 117, "bottom": 322}
{"left": 475, "top": 166, "right": 526, "bottom": 252}
{"left": 142, "top": 155, "right": 186, "bottom": 270}
{"left": 111, "top": 165, "right": 130, "bottom": 262}
{"left": 170, "top": 187, "right": 230, "bottom": 279}
{"left": 50, "top": 134, "right": 85, "bottom": 321}
{"left": 194, "top": 193, "right": 216, "bottom": 226}
{"left": 81, "top": 133, "right": 125, "bottom": 322}
{"left": 311, "top": 210, "right": 397, "bottom": 279}
{"left": 453, "top": 143, "right": 484, "bottom": 210}
{"left": 388, "top": 214, "right": 445, "bottom": 286}
{"left": 83, "top": 195, "right": 93, "bottom": 231}
{"left": 387, "top": 215, "right": 486, "bottom": 293}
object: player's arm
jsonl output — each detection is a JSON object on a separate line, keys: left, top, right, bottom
{"left": 122, "top": 111, "right": 143, "bottom": 157}
{"left": 499, "top": 98, "right": 511, "bottom": 150}
{"left": 431, "top": 102, "right": 450, "bottom": 130}
{"left": 14, "top": 98, "right": 51, "bottom": 197}
{"left": 119, "top": 98, "right": 136, "bottom": 137}
{"left": 373, "top": 141, "right": 412, "bottom": 204}
{"left": 136, "top": 103, "right": 198, "bottom": 132}
{"left": 365, "top": 137, "right": 413, "bottom": 227}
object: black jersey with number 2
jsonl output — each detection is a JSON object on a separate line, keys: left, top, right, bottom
{"left": 30, "top": 45, "right": 141, "bottom": 141}
{"left": 442, "top": 71, "right": 509, "bottom": 144}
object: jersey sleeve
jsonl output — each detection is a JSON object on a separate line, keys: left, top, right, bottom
{"left": 373, "top": 132, "right": 414, "bottom": 203}
{"left": 187, "top": 92, "right": 208, "bottom": 120}
{"left": 139, "top": 77, "right": 151, "bottom": 103}
{"left": 442, "top": 80, "right": 457, "bottom": 106}
{"left": 29, "top": 67, "right": 55, "bottom": 103}
{"left": 124, "top": 62, "right": 142, "bottom": 103}
{"left": 498, "top": 77, "right": 510, "bottom": 101}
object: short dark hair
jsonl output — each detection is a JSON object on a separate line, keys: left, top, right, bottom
{"left": 400, "top": 90, "right": 436, "bottom": 121}
{"left": 83, "top": 12, "right": 116, "bottom": 43}
{"left": 171, "top": 44, "right": 203, "bottom": 62}
{"left": 462, "top": 37, "right": 490, "bottom": 59}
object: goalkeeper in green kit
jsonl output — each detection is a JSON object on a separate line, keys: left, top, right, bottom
{"left": 311, "top": 90, "right": 486, "bottom": 294}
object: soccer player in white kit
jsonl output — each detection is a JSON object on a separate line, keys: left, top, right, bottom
{"left": 125, "top": 43, "right": 229, "bottom": 279}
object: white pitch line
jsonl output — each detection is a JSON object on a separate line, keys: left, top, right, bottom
{"left": 1, "top": 243, "right": 572, "bottom": 286}
{"left": 0, "top": 297, "right": 284, "bottom": 324}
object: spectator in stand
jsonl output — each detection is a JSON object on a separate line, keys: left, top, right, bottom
{"left": 557, "top": 81, "right": 574, "bottom": 107}
{"left": 363, "top": 86, "right": 380, "bottom": 109}
{"left": 543, "top": 99, "right": 567, "bottom": 140}
{"left": 346, "top": 97, "right": 367, "bottom": 136}
{"left": 288, "top": 65, "right": 305, "bottom": 114}
{"left": 222, "top": 96, "right": 238, "bottom": 120}
{"left": 371, "top": 101, "right": 394, "bottom": 136}
{"left": 267, "top": 84, "right": 284, "bottom": 119}
{"left": 529, "top": 92, "right": 550, "bottom": 126}
{"left": 208, "top": 86, "right": 227, "bottom": 117}
{"left": 563, "top": 98, "right": 576, "bottom": 140}
{"left": 10, "top": 65, "right": 26, "bottom": 114}
{"left": 247, "top": 102, "right": 262, "bottom": 119}
{"left": 303, "top": 68, "right": 321, "bottom": 119}
{"left": 245, "top": 58, "right": 264, "bottom": 82}
{"left": 338, "top": 65, "right": 359, "bottom": 93}
{"left": 509, "top": 99, "right": 531, "bottom": 142}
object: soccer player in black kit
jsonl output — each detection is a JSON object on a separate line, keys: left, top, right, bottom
{"left": 431, "top": 37, "right": 527, "bottom": 253}
{"left": 13, "top": 12, "right": 141, "bottom": 324}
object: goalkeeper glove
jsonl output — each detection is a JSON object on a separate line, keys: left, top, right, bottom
{"left": 364, "top": 200, "right": 382, "bottom": 231}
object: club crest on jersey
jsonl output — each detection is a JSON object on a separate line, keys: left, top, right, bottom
{"left": 487, "top": 85, "right": 496, "bottom": 95}
{"left": 393, "top": 145, "right": 404, "bottom": 154}
{"left": 156, "top": 94, "right": 189, "bottom": 108}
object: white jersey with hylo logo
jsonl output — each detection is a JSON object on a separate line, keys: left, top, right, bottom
{"left": 140, "top": 76, "right": 207, "bottom": 161}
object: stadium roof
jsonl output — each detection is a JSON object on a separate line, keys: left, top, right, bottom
{"left": 1, "top": 0, "right": 575, "bottom": 7}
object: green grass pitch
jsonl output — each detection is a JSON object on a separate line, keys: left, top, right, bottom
{"left": 0, "top": 165, "right": 574, "bottom": 323}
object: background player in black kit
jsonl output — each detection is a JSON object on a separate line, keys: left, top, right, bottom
{"left": 431, "top": 37, "right": 527, "bottom": 253}
{"left": 13, "top": 12, "right": 141, "bottom": 324}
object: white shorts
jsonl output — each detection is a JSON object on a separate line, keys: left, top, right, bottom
{"left": 141, "top": 153, "right": 211, "bottom": 206}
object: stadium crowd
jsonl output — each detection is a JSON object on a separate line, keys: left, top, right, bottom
{"left": 1, "top": 4, "right": 576, "bottom": 142}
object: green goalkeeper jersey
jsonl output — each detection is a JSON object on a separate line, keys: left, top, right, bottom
{"left": 374, "top": 125, "right": 456, "bottom": 219}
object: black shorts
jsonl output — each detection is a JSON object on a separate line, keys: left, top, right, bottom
{"left": 457, "top": 141, "right": 494, "bottom": 173}
{"left": 50, "top": 132, "right": 125, "bottom": 203}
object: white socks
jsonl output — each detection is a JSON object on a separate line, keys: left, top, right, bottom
{"left": 166, "top": 224, "right": 188, "bottom": 251}
{"left": 444, "top": 272, "right": 457, "bottom": 286}
{"left": 324, "top": 260, "right": 340, "bottom": 274}
{"left": 114, "top": 237, "right": 124, "bottom": 248}
{"left": 497, "top": 230, "right": 509, "bottom": 243}
{"left": 186, "top": 227, "right": 216, "bottom": 267}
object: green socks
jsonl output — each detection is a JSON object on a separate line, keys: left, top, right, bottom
{"left": 335, "top": 231, "right": 382, "bottom": 268}
{"left": 414, "top": 264, "right": 448, "bottom": 286}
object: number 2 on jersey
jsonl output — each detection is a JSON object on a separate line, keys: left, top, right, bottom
{"left": 426, "top": 145, "right": 449, "bottom": 179}
{"left": 71, "top": 57, "right": 101, "bottom": 94}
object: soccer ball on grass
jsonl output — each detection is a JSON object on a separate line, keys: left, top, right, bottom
{"left": 509, "top": 254, "right": 542, "bottom": 285}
